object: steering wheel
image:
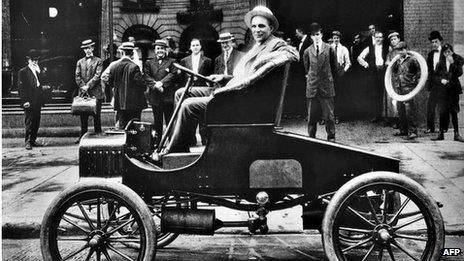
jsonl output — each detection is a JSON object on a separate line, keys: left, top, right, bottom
{"left": 173, "top": 63, "right": 216, "bottom": 85}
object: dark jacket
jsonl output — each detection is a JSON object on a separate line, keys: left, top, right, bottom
{"left": 144, "top": 57, "right": 177, "bottom": 105}
{"left": 179, "top": 53, "right": 213, "bottom": 86}
{"left": 75, "top": 56, "right": 104, "bottom": 100}
{"left": 18, "top": 66, "right": 46, "bottom": 109}
{"left": 426, "top": 49, "right": 445, "bottom": 92}
{"left": 298, "top": 36, "right": 312, "bottom": 63}
{"left": 303, "top": 42, "right": 336, "bottom": 98}
{"left": 214, "top": 49, "right": 244, "bottom": 76}
{"left": 109, "top": 58, "right": 147, "bottom": 111}
{"left": 392, "top": 55, "right": 421, "bottom": 93}
{"left": 432, "top": 53, "right": 464, "bottom": 96}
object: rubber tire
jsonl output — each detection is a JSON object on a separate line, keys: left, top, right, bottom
{"left": 40, "top": 180, "right": 157, "bottom": 261}
{"left": 322, "top": 171, "right": 444, "bottom": 261}
{"left": 384, "top": 50, "right": 428, "bottom": 102}
{"left": 156, "top": 231, "right": 179, "bottom": 249}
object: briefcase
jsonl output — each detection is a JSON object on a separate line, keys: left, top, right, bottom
{"left": 71, "top": 93, "right": 97, "bottom": 115}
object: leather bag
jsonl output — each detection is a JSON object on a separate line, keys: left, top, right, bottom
{"left": 71, "top": 92, "right": 97, "bottom": 115}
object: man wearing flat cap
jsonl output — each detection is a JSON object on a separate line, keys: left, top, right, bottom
{"left": 425, "top": 30, "right": 447, "bottom": 134}
{"left": 303, "top": 23, "right": 337, "bottom": 141}
{"left": 391, "top": 42, "right": 420, "bottom": 140}
{"left": 331, "top": 30, "right": 351, "bottom": 124}
{"left": 152, "top": 5, "right": 298, "bottom": 158}
{"left": 144, "top": 39, "right": 177, "bottom": 145}
{"left": 107, "top": 42, "right": 147, "bottom": 129}
{"left": 18, "top": 49, "right": 50, "bottom": 150}
{"left": 75, "top": 39, "right": 104, "bottom": 143}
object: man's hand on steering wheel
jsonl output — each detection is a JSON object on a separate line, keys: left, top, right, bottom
{"left": 207, "top": 74, "right": 225, "bottom": 83}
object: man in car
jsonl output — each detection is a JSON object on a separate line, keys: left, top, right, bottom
{"left": 152, "top": 6, "right": 299, "bottom": 159}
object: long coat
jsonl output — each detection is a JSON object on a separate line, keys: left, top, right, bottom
{"left": 18, "top": 66, "right": 46, "bottom": 109}
{"left": 108, "top": 58, "right": 147, "bottom": 111}
{"left": 179, "top": 53, "right": 213, "bottom": 86}
{"left": 303, "top": 42, "right": 336, "bottom": 98}
{"left": 144, "top": 57, "right": 177, "bottom": 105}
{"left": 432, "top": 53, "right": 464, "bottom": 97}
{"left": 426, "top": 49, "right": 446, "bottom": 92}
{"left": 75, "top": 56, "right": 104, "bottom": 99}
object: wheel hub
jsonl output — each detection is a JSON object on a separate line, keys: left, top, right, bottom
{"left": 374, "top": 225, "right": 392, "bottom": 244}
{"left": 88, "top": 230, "right": 107, "bottom": 248}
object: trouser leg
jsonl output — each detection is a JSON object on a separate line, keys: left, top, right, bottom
{"left": 93, "top": 99, "right": 102, "bottom": 133}
{"left": 30, "top": 108, "right": 41, "bottom": 142}
{"left": 426, "top": 92, "right": 438, "bottom": 131}
{"left": 151, "top": 103, "right": 164, "bottom": 140}
{"left": 307, "top": 98, "right": 321, "bottom": 138}
{"left": 319, "top": 96, "right": 336, "bottom": 139}
{"left": 80, "top": 114, "right": 89, "bottom": 136}
{"left": 24, "top": 109, "right": 33, "bottom": 143}
{"left": 167, "top": 96, "right": 211, "bottom": 153}
{"left": 404, "top": 100, "right": 417, "bottom": 134}
{"left": 451, "top": 112, "right": 459, "bottom": 132}
{"left": 397, "top": 101, "right": 407, "bottom": 133}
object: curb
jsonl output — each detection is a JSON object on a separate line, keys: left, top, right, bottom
{"left": 3, "top": 222, "right": 464, "bottom": 239}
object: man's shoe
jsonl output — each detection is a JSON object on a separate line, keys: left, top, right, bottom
{"left": 393, "top": 131, "right": 407, "bottom": 136}
{"left": 431, "top": 132, "right": 444, "bottom": 141}
{"left": 25, "top": 143, "right": 32, "bottom": 150}
{"left": 424, "top": 129, "right": 435, "bottom": 134}
{"left": 334, "top": 117, "right": 340, "bottom": 124}
{"left": 328, "top": 137, "right": 335, "bottom": 142}
{"left": 31, "top": 141, "right": 44, "bottom": 147}
{"left": 403, "top": 133, "right": 418, "bottom": 140}
{"left": 454, "top": 132, "right": 464, "bottom": 142}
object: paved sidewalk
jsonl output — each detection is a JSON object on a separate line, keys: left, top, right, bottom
{"left": 2, "top": 124, "right": 464, "bottom": 238}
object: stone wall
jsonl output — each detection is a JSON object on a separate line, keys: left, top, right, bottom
{"left": 403, "top": 0, "right": 454, "bottom": 56}
{"left": 2, "top": 0, "right": 11, "bottom": 68}
{"left": 99, "top": 0, "right": 254, "bottom": 53}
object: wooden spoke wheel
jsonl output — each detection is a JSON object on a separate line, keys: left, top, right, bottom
{"left": 322, "top": 172, "right": 444, "bottom": 261}
{"left": 40, "top": 181, "right": 156, "bottom": 261}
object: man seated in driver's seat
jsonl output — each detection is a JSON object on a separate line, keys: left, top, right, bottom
{"left": 153, "top": 6, "right": 299, "bottom": 159}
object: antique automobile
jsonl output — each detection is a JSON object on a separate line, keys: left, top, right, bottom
{"left": 40, "top": 61, "right": 443, "bottom": 261}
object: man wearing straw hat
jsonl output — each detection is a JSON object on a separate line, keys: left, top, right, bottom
{"left": 144, "top": 39, "right": 177, "bottom": 145}
{"left": 213, "top": 32, "right": 244, "bottom": 85}
{"left": 74, "top": 39, "right": 104, "bottom": 143}
{"left": 152, "top": 5, "right": 298, "bottom": 158}
{"left": 107, "top": 42, "right": 147, "bottom": 129}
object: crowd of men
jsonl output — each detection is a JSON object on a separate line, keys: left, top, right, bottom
{"left": 17, "top": 7, "right": 464, "bottom": 151}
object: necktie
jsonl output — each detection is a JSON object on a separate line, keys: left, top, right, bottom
{"left": 335, "top": 44, "right": 339, "bottom": 64}
{"left": 316, "top": 45, "right": 319, "bottom": 58}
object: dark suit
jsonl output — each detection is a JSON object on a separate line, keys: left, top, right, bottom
{"left": 303, "top": 42, "right": 336, "bottom": 139}
{"left": 426, "top": 48, "right": 447, "bottom": 131}
{"left": 214, "top": 49, "right": 244, "bottom": 77}
{"left": 18, "top": 66, "right": 46, "bottom": 144}
{"left": 179, "top": 53, "right": 213, "bottom": 86}
{"left": 144, "top": 56, "right": 177, "bottom": 140}
{"left": 432, "top": 53, "right": 464, "bottom": 132}
{"left": 109, "top": 58, "right": 147, "bottom": 128}
{"left": 75, "top": 56, "right": 103, "bottom": 135}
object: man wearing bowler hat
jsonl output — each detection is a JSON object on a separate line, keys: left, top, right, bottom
{"left": 151, "top": 6, "right": 298, "bottom": 159}
{"left": 75, "top": 39, "right": 104, "bottom": 143}
{"left": 18, "top": 49, "right": 50, "bottom": 150}
{"left": 108, "top": 42, "right": 147, "bottom": 128}
{"left": 425, "top": 30, "right": 447, "bottom": 134}
{"left": 304, "top": 23, "right": 337, "bottom": 141}
{"left": 144, "top": 39, "right": 177, "bottom": 145}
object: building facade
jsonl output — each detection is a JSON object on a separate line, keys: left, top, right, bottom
{"left": 2, "top": 0, "right": 461, "bottom": 104}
